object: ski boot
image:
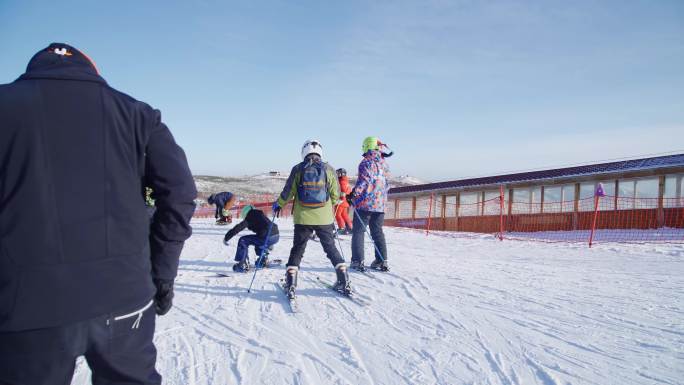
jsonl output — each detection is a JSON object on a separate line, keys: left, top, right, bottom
{"left": 370, "top": 259, "right": 389, "bottom": 272}
{"left": 336, "top": 228, "right": 346, "bottom": 235}
{"left": 333, "top": 264, "right": 352, "bottom": 295}
{"left": 344, "top": 226, "right": 353, "bottom": 235}
{"left": 350, "top": 260, "right": 366, "bottom": 272}
{"left": 255, "top": 253, "right": 269, "bottom": 268}
{"left": 284, "top": 266, "right": 298, "bottom": 300}
{"left": 232, "top": 258, "right": 250, "bottom": 272}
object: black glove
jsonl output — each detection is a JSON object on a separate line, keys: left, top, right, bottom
{"left": 223, "top": 233, "right": 232, "bottom": 246}
{"left": 346, "top": 193, "right": 355, "bottom": 206}
{"left": 153, "top": 278, "right": 174, "bottom": 316}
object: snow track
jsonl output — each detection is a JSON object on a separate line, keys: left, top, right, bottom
{"left": 71, "top": 218, "right": 684, "bottom": 385}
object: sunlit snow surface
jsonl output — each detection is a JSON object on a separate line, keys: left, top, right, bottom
{"left": 72, "top": 218, "right": 684, "bottom": 385}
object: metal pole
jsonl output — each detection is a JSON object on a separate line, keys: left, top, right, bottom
{"left": 247, "top": 212, "right": 278, "bottom": 293}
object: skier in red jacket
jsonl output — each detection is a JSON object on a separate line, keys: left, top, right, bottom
{"left": 335, "top": 168, "right": 353, "bottom": 234}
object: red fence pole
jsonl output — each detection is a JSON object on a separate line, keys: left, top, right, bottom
{"left": 499, "top": 185, "right": 504, "bottom": 241}
{"left": 426, "top": 193, "right": 434, "bottom": 236}
{"left": 589, "top": 195, "right": 601, "bottom": 248}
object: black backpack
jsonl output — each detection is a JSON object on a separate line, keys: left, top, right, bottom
{"left": 297, "top": 159, "right": 329, "bottom": 207}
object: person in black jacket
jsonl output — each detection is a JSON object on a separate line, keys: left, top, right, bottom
{"left": 0, "top": 43, "right": 197, "bottom": 385}
{"left": 224, "top": 205, "right": 279, "bottom": 272}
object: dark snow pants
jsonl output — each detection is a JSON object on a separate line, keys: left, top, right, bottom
{"left": 234, "top": 233, "right": 280, "bottom": 262}
{"left": 287, "top": 224, "right": 345, "bottom": 267}
{"left": 0, "top": 299, "right": 160, "bottom": 385}
{"left": 351, "top": 210, "right": 387, "bottom": 264}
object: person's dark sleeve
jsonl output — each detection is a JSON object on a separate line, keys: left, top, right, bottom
{"left": 144, "top": 110, "right": 197, "bottom": 281}
{"left": 277, "top": 164, "right": 299, "bottom": 207}
{"left": 225, "top": 220, "right": 248, "bottom": 241}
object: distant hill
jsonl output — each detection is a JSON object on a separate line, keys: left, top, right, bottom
{"left": 194, "top": 173, "right": 425, "bottom": 203}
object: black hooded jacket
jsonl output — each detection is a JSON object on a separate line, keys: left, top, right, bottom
{"left": 0, "top": 43, "right": 197, "bottom": 331}
{"left": 224, "top": 208, "right": 279, "bottom": 242}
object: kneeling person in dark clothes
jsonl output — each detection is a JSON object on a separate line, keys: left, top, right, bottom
{"left": 224, "top": 205, "right": 280, "bottom": 272}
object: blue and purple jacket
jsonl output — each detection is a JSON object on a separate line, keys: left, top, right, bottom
{"left": 351, "top": 150, "right": 390, "bottom": 212}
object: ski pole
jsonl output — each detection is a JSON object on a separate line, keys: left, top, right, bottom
{"left": 351, "top": 205, "right": 385, "bottom": 262}
{"left": 247, "top": 212, "right": 278, "bottom": 293}
{"left": 332, "top": 205, "right": 348, "bottom": 261}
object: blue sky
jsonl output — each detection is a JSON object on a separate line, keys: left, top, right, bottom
{"left": 1, "top": 0, "right": 683, "bottom": 181}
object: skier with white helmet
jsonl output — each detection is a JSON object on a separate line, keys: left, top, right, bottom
{"left": 273, "top": 140, "right": 351, "bottom": 298}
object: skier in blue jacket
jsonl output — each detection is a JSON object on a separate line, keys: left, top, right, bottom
{"left": 208, "top": 191, "right": 237, "bottom": 224}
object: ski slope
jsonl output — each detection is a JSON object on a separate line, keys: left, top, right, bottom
{"left": 72, "top": 218, "right": 684, "bottom": 385}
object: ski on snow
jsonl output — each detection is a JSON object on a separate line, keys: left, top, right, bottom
{"left": 279, "top": 279, "right": 300, "bottom": 313}
{"left": 314, "top": 276, "right": 370, "bottom": 306}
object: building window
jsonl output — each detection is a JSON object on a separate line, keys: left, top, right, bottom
{"left": 511, "top": 187, "right": 541, "bottom": 214}
{"left": 664, "top": 174, "right": 684, "bottom": 208}
{"left": 445, "top": 196, "right": 457, "bottom": 217}
{"left": 385, "top": 200, "right": 395, "bottom": 219}
{"left": 397, "top": 198, "right": 413, "bottom": 219}
{"left": 562, "top": 184, "right": 576, "bottom": 212}
{"left": 543, "top": 186, "right": 562, "bottom": 213}
{"left": 459, "top": 192, "right": 480, "bottom": 217}
{"left": 618, "top": 178, "right": 659, "bottom": 209}
{"left": 579, "top": 181, "right": 615, "bottom": 211}
{"left": 483, "top": 190, "right": 500, "bottom": 215}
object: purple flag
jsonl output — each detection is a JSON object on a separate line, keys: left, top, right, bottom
{"left": 595, "top": 183, "right": 606, "bottom": 197}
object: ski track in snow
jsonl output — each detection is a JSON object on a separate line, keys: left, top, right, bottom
{"left": 70, "top": 218, "right": 684, "bottom": 385}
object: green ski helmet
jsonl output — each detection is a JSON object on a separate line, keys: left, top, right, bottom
{"left": 362, "top": 136, "right": 380, "bottom": 154}
{"left": 240, "top": 204, "right": 254, "bottom": 218}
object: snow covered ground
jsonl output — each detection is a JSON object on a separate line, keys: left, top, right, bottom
{"left": 72, "top": 218, "right": 684, "bottom": 385}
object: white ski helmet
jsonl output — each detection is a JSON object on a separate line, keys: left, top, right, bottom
{"left": 301, "top": 139, "right": 323, "bottom": 160}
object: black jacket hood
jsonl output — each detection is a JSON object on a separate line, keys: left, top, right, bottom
{"left": 18, "top": 42, "right": 106, "bottom": 84}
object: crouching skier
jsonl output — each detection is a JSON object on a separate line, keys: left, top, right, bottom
{"left": 224, "top": 205, "right": 280, "bottom": 272}
{"left": 273, "top": 139, "right": 352, "bottom": 299}
{"left": 208, "top": 191, "right": 236, "bottom": 225}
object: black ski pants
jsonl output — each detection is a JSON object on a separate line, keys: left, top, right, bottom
{"left": 287, "top": 224, "right": 345, "bottom": 267}
{"left": 0, "top": 299, "right": 160, "bottom": 385}
{"left": 351, "top": 210, "right": 387, "bottom": 264}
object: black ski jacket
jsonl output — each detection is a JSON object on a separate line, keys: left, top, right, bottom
{"left": 224, "top": 209, "right": 279, "bottom": 241}
{"left": 0, "top": 43, "right": 197, "bottom": 331}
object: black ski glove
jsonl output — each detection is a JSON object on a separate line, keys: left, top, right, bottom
{"left": 346, "top": 193, "right": 355, "bottom": 206}
{"left": 223, "top": 233, "right": 232, "bottom": 245}
{"left": 153, "top": 278, "right": 174, "bottom": 316}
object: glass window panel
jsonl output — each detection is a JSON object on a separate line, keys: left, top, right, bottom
{"left": 385, "top": 200, "right": 395, "bottom": 219}
{"left": 445, "top": 196, "right": 457, "bottom": 217}
{"left": 459, "top": 192, "right": 479, "bottom": 217}
{"left": 617, "top": 179, "right": 635, "bottom": 210}
{"left": 544, "top": 186, "right": 562, "bottom": 213}
{"left": 483, "top": 190, "right": 500, "bottom": 215}
{"left": 598, "top": 181, "right": 615, "bottom": 211}
{"left": 635, "top": 178, "right": 659, "bottom": 198}
{"left": 635, "top": 178, "right": 659, "bottom": 209}
{"left": 664, "top": 176, "right": 677, "bottom": 198}
{"left": 397, "top": 199, "right": 413, "bottom": 219}
{"left": 530, "top": 187, "right": 542, "bottom": 213}
{"left": 512, "top": 188, "right": 531, "bottom": 214}
{"left": 562, "top": 184, "right": 576, "bottom": 212}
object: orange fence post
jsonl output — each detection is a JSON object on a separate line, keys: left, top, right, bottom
{"left": 589, "top": 183, "right": 606, "bottom": 248}
{"left": 426, "top": 193, "right": 434, "bottom": 236}
{"left": 499, "top": 185, "right": 504, "bottom": 241}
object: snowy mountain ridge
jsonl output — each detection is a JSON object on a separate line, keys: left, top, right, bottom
{"left": 194, "top": 173, "right": 425, "bottom": 201}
